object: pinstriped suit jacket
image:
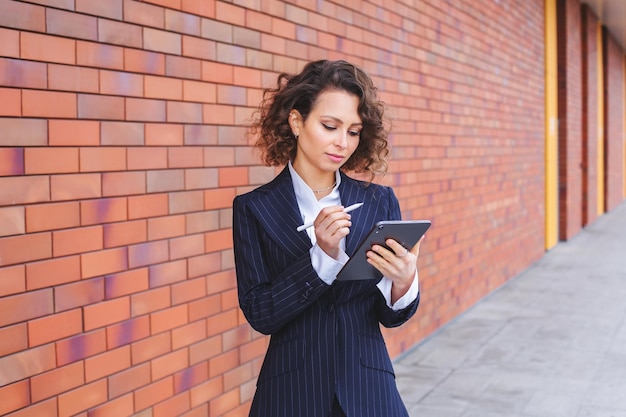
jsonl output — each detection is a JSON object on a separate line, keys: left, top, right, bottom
{"left": 232, "top": 167, "right": 419, "bottom": 417}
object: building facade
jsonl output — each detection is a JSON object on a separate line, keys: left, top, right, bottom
{"left": 0, "top": 0, "right": 624, "bottom": 416}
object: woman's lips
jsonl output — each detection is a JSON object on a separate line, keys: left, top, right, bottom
{"left": 326, "top": 153, "right": 344, "bottom": 163}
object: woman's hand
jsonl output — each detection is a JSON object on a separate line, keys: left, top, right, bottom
{"left": 367, "top": 235, "right": 425, "bottom": 303}
{"left": 314, "top": 206, "right": 352, "bottom": 259}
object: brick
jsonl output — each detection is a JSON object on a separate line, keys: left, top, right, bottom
{"left": 106, "top": 317, "right": 150, "bottom": 355}
{"left": 47, "top": 8, "right": 98, "bottom": 40}
{"left": 204, "top": 188, "right": 237, "bottom": 210}
{"left": 218, "top": 166, "right": 248, "bottom": 187}
{"left": 172, "top": 320, "right": 207, "bottom": 350}
{"left": 85, "top": 346, "right": 131, "bottom": 382}
{"left": 186, "top": 211, "right": 219, "bottom": 235}
{"left": 126, "top": 97, "right": 167, "bottom": 122}
{"left": 102, "top": 171, "right": 146, "bottom": 197}
{"left": 151, "top": 348, "right": 188, "bottom": 381}
{"left": 128, "top": 239, "right": 169, "bottom": 268}
{"left": 223, "top": 362, "right": 252, "bottom": 392}
{"left": 0, "top": 380, "right": 30, "bottom": 416}
{"left": 55, "top": 277, "right": 104, "bottom": 312}
{"left": 0, "top": 205, "right": 25, "bottom": 237}
{"left": 182, "top": 35, "right": 216, "bottom": 61}
{"left": 182, "top": 0, "right": 215, "bottom": 18}
{"left": 184, "top": 124, "right": 218, "bottom": 145}
{"left": 86, "top": 394, "right": 134, "bottom": 417}
{"left": 216, "top": 2, "right": 245, "bottom": 26}
{"left": 208, "top": 387, "right": 240, "bottom": 416}
{"left": 84, "top": 296, "right": 130, "bottom": 331}
{"left": 206, "top": 309, "right": 238, "bottom": 339}
{"left": 188, "top": 294, "right": 221, "bottom": 322}
{"left": 124, "top": 0, "right": 165, "bottom": 28}
{"left": 145, "top": 123, "right": 184, "bottom": 145}
{"left": 169, "top": 190, "right": 204, "bottom": 214}
{"left": 77, "top": 40, "right": 125, "bottom": 70}
{"left": 148, "top": 259, "right": 187, "bottom": 288}
{"left": 201, "top": 61, "right": 233, "bottom": 84}
{"left": 189, "top": 376, "right": 222, "bottom": 407}
{"left": 25, "top": 147, "right": 79, "bottom": 175}
{"left": 78, "top": 94, "right": 125, "bottom": 120}
{"left": 79, "top": 147, "right": 127, "bottom": 172}
{"left": 105, "top": 268, "right": 149, "bottom": 299}
{"left": 145, "top": 74, "right": 183, "bottom": 100}
{"left": 205, "top": 270, "right": 235, "bottom": 296}
{"left": 51, "top": 173, "right": 101, "bottom": 201}
{"left": 0, "top": 232, "right": 51, "bottom": 266}
{"left": 147, "top": 214, "right": 186, "bottom": 240}
{"left": 131, "top": 286, "right": 170, "bottom": 317}
{"left": 128, "top": 194, "right": 169, "bottom": 219}
{"left": 0, "top": 87, "right": 21, "bottom": 116}
{"left": 183, "top": 80, "right": 216, "bottom": 103}
{"left": 146, "top": 169, "right": 185, "bottom": 193}
{"left": 203, "top": 104, "right": 235, "bottom": 124}
{"left": 53, "top": 226, "right": 103, "bottom": 257}
{"left": 26, "top": 255, "right": 81, "bottom": 290}
{"left": 131, "top": 332, "right": 171, "bottom": 365}
{"left": 57, "top": 380, "right": 108, "bottom": 417}
{"left": 99, "top": 68, "right": 143, "bottom": 97}
{"left": 76, "top": 0, "right": 123, "bottom": 20}
{"left": 134, "top": 377, "right": 174, "bottom": 411}
{"left": 28, "top": 308, "right": 83, "bottom": 347}
{"left": 80, "top": 197, "right": 127, "bottom": 226}
{"left": 0, "top": 323, "right": 27, "bottom": 357}
{"left": 21, "top": 32, "right": 76, "bottom": 65}
{"left": 169, "top": 233, "right": 204, "bottom": 260}
{"left": 2, "top": 399, "right": 57, "bottom": 417}
{"left": 0, "top": 118, "right": 47, "bottom": 146}
{"left": 98, "top": 18, "right": 142, "bottom": 48}
{"left": 204, "top": 146, "right": 235, "bottom": 166}
{"left": 185, "top": 168, "right": 218, "bottom": 190}
{"left": 0, "top": 28, "right": 20, "bottom": 57}
{"left": 0, "top": 148, "right": 23, "bottom": 176}
{"left": 104, "top": 219, "right": 147, "bottom": 248}
{"left": 0, "top": 344, "right": 56, "bottom": 387}
{"left": 48, "top": 63, "right": 99, "bottom": 93}
{"left": 128, "top": 147, "right": 168, "bottom": 170}
{"left": 26, "top": 201, "right": 80, "bottom": 233}
{"left": 49, "top": 120, "right": 100, "bottom": 146}
{"left": 56, "top": 329, "right": 107, "bottom": 366}
{"left": 166, "top": 55, "right": 202, "bottom": 79}
{"left": 22, "top": 90, "right": 77, "bottom": 118}
{"left": 81, "top": 247, "right": 128, "bottom": 279}
{"left": 0, "top": 0, "right": 45, "bottom": 31}
{"left": 150, "top": 304, "right": 188, "bottom": 335}
{"left": 124, "top": 48, "right": 166, "bottom": 75}
{"left": 144, "top": 27, "right": 182, "bottom": 55}
{"left": 101, "top": 121, "right": 145, "bottom": 145}
{"left": 108, "top": 363, "right": 151, "bottom": 398}
{"left": 167, "top": 101, "right": 203, "bottom": 123}
{"left": 0, "top": 264, "right": 25, "bottom": 297}
{"left": 166, "top": 9, "right": 200, "bottom": 35}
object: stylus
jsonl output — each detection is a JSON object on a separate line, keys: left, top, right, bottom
{"left": 296, "top": 202, "right": 364, "bottom": 232}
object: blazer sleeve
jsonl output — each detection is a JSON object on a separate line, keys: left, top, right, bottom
{"left": 374, "top": 186, "right": 420, "bottom": 328}
{"left": 232, "top": 194, "right": 330, "bottom": 335}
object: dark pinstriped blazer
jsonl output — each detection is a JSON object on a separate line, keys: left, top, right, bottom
{"left": 232, "top": 166, "right": 419, "bottom": 417}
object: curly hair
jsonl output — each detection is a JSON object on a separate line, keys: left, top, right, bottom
{"left": 250, "top": 60, "right": 389, "bottom": 179}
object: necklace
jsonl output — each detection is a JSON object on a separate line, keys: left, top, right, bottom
{"left": 312, "top": 181, "right": 336, "bottom": 194}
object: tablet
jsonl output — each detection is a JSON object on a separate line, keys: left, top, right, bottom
{"left": 337, "top": 220, "right": 431, "bottom": 281}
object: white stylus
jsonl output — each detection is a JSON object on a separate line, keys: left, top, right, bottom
{"left": 296, "top": 202, "right": 364, "bottom": 232}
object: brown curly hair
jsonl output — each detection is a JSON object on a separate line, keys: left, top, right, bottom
{"left": 250, "top": 60, "right": 389, "bottom": 178}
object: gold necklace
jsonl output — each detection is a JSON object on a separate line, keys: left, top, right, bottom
{"left": 312, "top": 181, "right": 336, "bottom": 194}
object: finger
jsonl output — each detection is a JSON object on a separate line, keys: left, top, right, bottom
{"left": 410, "top": 234, "right": 426, "bottom": 255}
{"left": 385, "top": 239, "right": 409, "bottom": 257}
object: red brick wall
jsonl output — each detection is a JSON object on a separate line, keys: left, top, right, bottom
{"left": 557, "top": 0, "right": 583, "bottom": 239}
{"left": 603, "top": 28, "right": 626, "bottom": 211}
{"left": 0, "top": 0, "right": 585, "bottom": 415}
{"left": 581, "top": 4, "right": 599, "bottom": 226}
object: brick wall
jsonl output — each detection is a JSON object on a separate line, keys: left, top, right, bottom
{"left": 557, "top": 0, "right": 583, "bottom": 239}
{"left": 0, "top": 0, "right": 562, "bottom": 415}
{"left": 603, "top": 28, "right": 626, "bottom": 211}
{"left": 581, "top": 4, "right": 599, "bottom": 226}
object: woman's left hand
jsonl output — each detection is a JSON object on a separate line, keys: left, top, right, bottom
{"left": 366, "top": 235, "right": 424, "bottom": 303}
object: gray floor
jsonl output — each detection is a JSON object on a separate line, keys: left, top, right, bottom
{"left": 395, "top": 201, "right": 626, "bottom": 417}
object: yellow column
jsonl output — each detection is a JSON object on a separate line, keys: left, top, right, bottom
{"left": 597, "top": 24, "right": 605, "bottom": 214}
{"left": 545, "top": 0, "right": 558, "bottom": 249}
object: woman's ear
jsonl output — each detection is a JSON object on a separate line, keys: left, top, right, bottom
{"left": 288, "top": 109, "right": 302, "bottom": 137}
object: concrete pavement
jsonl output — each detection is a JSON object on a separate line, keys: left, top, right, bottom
{"left": 395, "top": 202, "right": 626, "bottom": 417}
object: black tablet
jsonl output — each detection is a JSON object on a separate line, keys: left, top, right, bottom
{"left": 337, "top": 220, "right": 431, "bottom": 281}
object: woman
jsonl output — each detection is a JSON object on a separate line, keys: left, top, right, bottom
{"left": 232, "top": 60, "right": 423, "bottom": 417}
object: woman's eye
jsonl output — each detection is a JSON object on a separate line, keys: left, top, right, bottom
{"left": 322, "top": 124, "right": 336, "bottom": 131}
{"left": 349, "top": 130, "right": 361, "bottom": 137}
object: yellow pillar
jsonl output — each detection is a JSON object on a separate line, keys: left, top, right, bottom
{"left": 597, "top": 24, "right": 605, "bottom": 214}
{"left": 545, "top": 0, "right": 559, "bottom": 249}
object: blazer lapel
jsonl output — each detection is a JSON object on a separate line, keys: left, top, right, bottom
{"left": 247, "top": 167, "right": 312, "bottom": 259}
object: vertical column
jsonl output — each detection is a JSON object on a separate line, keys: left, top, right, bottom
{"left": 545, "top": 0, "right": 559, "bottom": 249}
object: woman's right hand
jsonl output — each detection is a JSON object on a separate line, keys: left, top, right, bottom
{"left": 313, "top": 205, "right": 352, "bottom": 259}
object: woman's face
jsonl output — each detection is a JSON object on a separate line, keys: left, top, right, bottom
{"left": 290, "top": 89, "right": 362, "bottom": 180}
